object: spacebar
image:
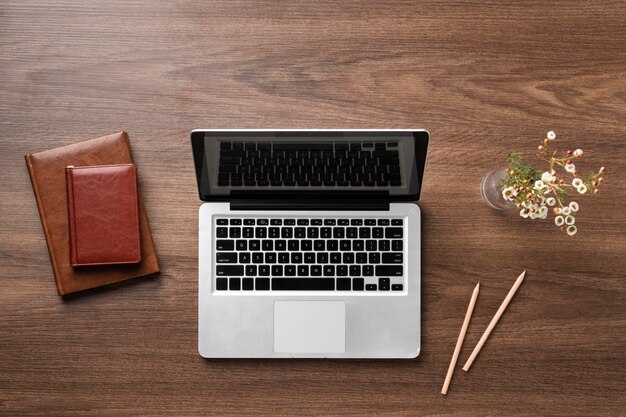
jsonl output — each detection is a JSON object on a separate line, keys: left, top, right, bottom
{"left": 272, "top": 278, "right": 335, "bottom": 291}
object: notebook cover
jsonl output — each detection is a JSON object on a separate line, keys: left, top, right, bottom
{"left": 25, "top": 132, "right": 159, "bottom": 296}
{"left": 66, "top": 164, "right": 141, "bottom": 266}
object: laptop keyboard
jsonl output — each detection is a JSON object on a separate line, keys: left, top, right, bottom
{"left": 214, "top": 217, "right": 405, "bottom": 292}
{"left": 217, "top": 141, "right": 401, "bottom": 187}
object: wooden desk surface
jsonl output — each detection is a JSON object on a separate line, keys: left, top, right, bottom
{"left": 1, "top": 1, "right": 625, "bottom": 416}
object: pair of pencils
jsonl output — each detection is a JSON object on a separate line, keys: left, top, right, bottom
{"left": 441, "top": 270, "right": 526, "bottom": 395}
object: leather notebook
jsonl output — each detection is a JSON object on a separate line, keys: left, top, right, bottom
{"left": 66, "top": 164, "right": 141, "bottom": 266}
{"left": 25, "top": 132, "right": 159, "bottom": 296}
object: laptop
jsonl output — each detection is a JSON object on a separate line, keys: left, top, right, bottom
{"left": 191, "top": 129, "right": 429, "bottom": 358}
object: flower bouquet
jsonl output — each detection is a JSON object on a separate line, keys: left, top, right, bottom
{"left": 499, "top": 131, "right": 606, "bottom": 236}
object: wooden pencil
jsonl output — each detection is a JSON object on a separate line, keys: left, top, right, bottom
{"left": 462, "top": 270, "right": 526, "bottom": 372}
{"left": 441, "top": 282, "right": 480, "bottom": 395}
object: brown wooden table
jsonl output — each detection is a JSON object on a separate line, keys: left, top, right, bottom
{"left": 1, "top": 1, "right": 625, "bottom": 416}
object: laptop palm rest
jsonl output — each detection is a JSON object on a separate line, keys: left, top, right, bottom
{"left": 274, "top": 301, "right": 346, "bottom": 354}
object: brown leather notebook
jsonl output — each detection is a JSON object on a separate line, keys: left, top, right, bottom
{"left": 25, "top": 132, "right": 159, "bottom": 296}
{"left": 66, "top": 164, "right": 141, "bottom": 266}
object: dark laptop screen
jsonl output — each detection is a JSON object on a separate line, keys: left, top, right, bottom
{"left": 191, "top": 130, "right": 428, "bottom": 202}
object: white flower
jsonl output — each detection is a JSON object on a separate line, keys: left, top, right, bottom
{"left": 569, "top": 201, "right": 579, "bottom": 212}
{"left": 572, "top": 178, "right": 583, "bottom": 188}
{"left": 502, "top": 186, "right": 518, "bottom": 201}
{"left": 534, "top": 180, "right": 546, "bottom": 190}
{"left": 541, "top": 172, "right": 554, "bottom": 182}
{"left": 547, "top": 131, "right": 556, "bottom": 140}
{"left": 577, "top": 184, "right": 588, "bottom": 194}
{"left": 522, "top": 200, "right": 532, "bottom": 209}
{"left": 565, "top": 163, "right": 576, "bottom": 173}
{"left": 573, "top": 149, "right": 583, "bottom": 157}
{"left": 565, "top": 215, "right": 575, "bottom": 225}
{"left": 520, "top": 209, "right": 530, "bottom": 218}
{"left": 555, "top": 215, "right": 564, "bottom": 226}
{"left": 538, "top": 206, "right": 548, "bottom": 219}
{"left": 562, "top": 207, "right": 571, "bottom": 215}
{"left": 567, "top": 225, "right": 577, "bottom": 236}
{"left": 546, "top": 197, "right": 556, "bottom": 206}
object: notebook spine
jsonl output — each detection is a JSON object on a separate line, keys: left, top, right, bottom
{"left": 65, "top": 167, "right": 78, "bottom": 267}
{"left": 24, "top": 154, "right": 65, "bottom": 295}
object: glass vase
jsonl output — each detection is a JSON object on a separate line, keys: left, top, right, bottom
{"left": 480, "top": 168, "right": 516, "bottom": 210}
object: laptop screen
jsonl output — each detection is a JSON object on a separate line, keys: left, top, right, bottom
{"left": 191, "top": 130, "right": 428, "bottom": 202}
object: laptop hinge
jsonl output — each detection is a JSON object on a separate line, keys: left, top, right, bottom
{"left": 229, "top": 192, "right": 390, "bottom": 211}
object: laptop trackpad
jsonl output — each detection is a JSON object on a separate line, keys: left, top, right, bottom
{"left": 274, "top": 301, "right": 346, "bottom": 354}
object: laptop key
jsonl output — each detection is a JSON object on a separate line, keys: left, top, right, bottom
{"left": 337, "top": 278, "right": 351, "bottom": 291}
{"left": 255, "top": 278, "right": 270, "bottom": 290}
{"left": 366, "top": 284, "right": 377, "bottom": 291}
{"left": 272, "top": 278, "right": 335, "bottom": 291}
{"left": 216, "top": 278, "right": 228, "bottom": 290}
{"left": 242, "top": 278, "right": 254, "bottom": 290}
{"left": 382, "top": 253, "right": 403, "bottom": 263}
{"left": 229, "top": 278, "right": 241, "bottom": 290}
{"left": 216, "top": 240, "right": 234, "bottom": 251}
{"left": 217, "top": 265, "right": 243, "bottom": 276}
{"left": 216, "top": 253, "right": 237, "bottom": 263}
{"left": 375, "top": 265, "right": 403, "bottom": 276}
{"left": 392, "top": 284, "right": 403, "bottom": 291}
{"left": 352, "top": 278, "right": 364, "bottom": 291}
{"left": 385, "top": 228, "right": 403, "bottom": 238}
{"left": 216, "top": 227, "right": 228, "bottom": 238}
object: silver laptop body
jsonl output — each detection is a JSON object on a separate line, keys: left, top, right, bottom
{"left": 192, "top": 129, "right": 429, "bottom": 358}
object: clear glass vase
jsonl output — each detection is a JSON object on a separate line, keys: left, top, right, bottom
{"left": 480, "top": 168, "right": 516, "bottom": 210}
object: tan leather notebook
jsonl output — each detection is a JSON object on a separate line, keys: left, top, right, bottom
{"left": 25, "top": 132, "right": 160, "bottom": 296}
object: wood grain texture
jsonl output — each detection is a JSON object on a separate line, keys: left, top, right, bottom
{"left": 1, "top": 1, "right": 625, "bottom": 416}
